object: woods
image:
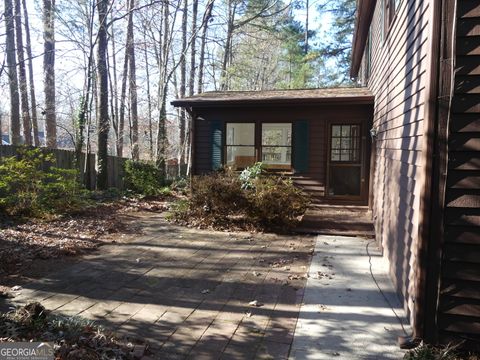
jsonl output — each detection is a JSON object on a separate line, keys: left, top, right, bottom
{"left": 0, "top": 0, "right": 355, "bottom": 187}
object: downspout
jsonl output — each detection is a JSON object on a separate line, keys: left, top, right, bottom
{"left": 413, "top": 0, "right": 445, "bottom": 341}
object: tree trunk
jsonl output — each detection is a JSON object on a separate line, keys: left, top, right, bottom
{"left": 220, "top": 1, "right": 235, "bottom": 91}
{"left": 4, "top": 0, "right": 21, "bottom": 145}
{"left": 189, "top": 0, "right": 198, "bottom": 96}
{"left": 118, "top": 25, "right": 129, "bottom": 158}
{"left": 197, "top": 0, "right": 214, "bottom": 93}
{"left": 127, "top": 0, "right": 139, "bottom": 160}
{"left": 179, "top": 0, "right": 187, "bottom": 169}
{"left": 14, "top": 0, "right": 32, "bottom": 145}
{"left": 109, "top": 11, "right": 119, "bottom": 156}
{"left": 144, "top": 31, "right": 154, "bottom": 160}
{"left": 43, "top": 0, "right": 56, "bottom": 148}
{"left": 21, "top": 0, "right": 39, "bottom": 146}
{"left": 96, "top": 0, "right": 109, "bottom": 190}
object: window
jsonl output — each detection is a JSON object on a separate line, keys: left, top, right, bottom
{"left": 224, "top": 122, "right": 293, "bottom": 170}
{"left": 225, "top": 123, "right": 255, "bottom": 170}
{"left": 261, "top": 123, "right": 292, "bottom": 169}
{"left": 330, "top": 125, "right": 361, "bottom": 162}
{"left": 383, "top": 0, "right": 402, "bottom": 39}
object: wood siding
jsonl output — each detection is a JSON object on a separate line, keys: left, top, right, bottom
{"left": 191, "top": 104, "right": 372, "bottom": 204}
{"left": 437, "top": 0, "right": 480, "bottom": 349}
{"left": 361, "top": 0, "right": 431, "bottom": 323}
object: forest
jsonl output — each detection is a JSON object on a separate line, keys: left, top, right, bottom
{"left": 0, "top": 0, "right": 355, "bottom": 188}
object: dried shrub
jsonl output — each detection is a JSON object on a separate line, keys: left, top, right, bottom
{"left": 246, "top": 176, "right": 308, "bottom": 228}
{"left": 170, "top": 166, "right": 309, "bottom": 230}
{"left": 183, "top": 171, "right": 248, "bottom": 224}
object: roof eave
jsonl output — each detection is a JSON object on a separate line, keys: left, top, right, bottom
{"left": 171, "top": 95, "right": 375, "bottom": 108}
{"left": 350, "top": 0, "right": 377, "bottom": 79}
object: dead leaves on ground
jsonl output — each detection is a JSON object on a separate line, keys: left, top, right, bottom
{"left": 0, "top": 197, "right": 169, "bottom": 278}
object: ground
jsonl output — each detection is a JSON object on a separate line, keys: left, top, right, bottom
{"left": 1, "top": 212, "right": 315, "bottom": 359}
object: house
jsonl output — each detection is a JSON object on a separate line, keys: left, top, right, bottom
{"left": 350, "top": 0, "right": 480, "bottom": 350}
{"left": 172, "top": 0, "right": 480, "bottom": 350}
{"left": 171, "top": 88, "right": 375, "bottom": 205}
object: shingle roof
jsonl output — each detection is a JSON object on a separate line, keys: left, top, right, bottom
{"left": 171, "top": 87, "right": 374, "bottom": 107}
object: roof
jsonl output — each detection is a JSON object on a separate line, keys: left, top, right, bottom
{"left": 350, "top": 0, "right": 377, "bottom": 78}
{"left": 171, "top": 87, "right": 374, "bottom": 107}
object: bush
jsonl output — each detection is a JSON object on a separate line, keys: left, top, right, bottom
{"left": 124, "top": 160, "right": 166, "bottom": 196}
{"left": 188, "top": 170, "right": 247, "bottom": 222}
{"left": 239, "top": 162, "right": 264, "bottom": 189}
{"left": 0, "top": 148, "right": 90, "bottom": 217}
{"left": 246, "top": 176, "right": 308, "bottom": 227}
{"left": 170, "top": 165, "right": 309, "bottom": 230}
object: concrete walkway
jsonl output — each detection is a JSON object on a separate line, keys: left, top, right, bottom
{"left": 290, "top": 235, "right": 410, "bottom": 360}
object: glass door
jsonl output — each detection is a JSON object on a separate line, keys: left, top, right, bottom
{"left": 327, "top": 124, "right": 364, "bottom": 199}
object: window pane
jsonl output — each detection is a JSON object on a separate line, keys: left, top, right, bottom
{"left": 261, "top": 123, "right": 292, "bottom": 169}
{"left": 341, "top": 138, "right": 351, "bottom": 150}
{"left": 262, "top": 123, "right": 292, "bottom": 146}
{"left": 332, "top": 138, "right": 341, "bottom": 150}
{"left": 332, "top": 125, "right": 341, "bottom": 137}
{"left": 331, "top": 150, "right": 340, "bottom": 161}
{"left": 341, "top": 126, "right": 351, "bottom": 137}
{"left": 226, "top": 123, "right": 254, "bottom": 146}
{"left": 226, "top": 146, "right": 255, "bottom": 170}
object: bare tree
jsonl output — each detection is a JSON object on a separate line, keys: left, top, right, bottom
{"left": 127, "top": 0, "right": 139, "bottom": 160}
{"left": 4, "top": 0, "right": 21, "bottom": 145}
{"left": 43, "top": 0, "right": 56, "bottom": 148}
{"left": 96, "top": 0, "right": 110, "bottom": 189}
{"left": 143, "top": 29, "right": 154, "bottom": 159}
{"left": 22, "top": 0, "right": 39, "bottom": 146}
{"left": 178, "top": 0, "right": 187, "bottom": 168}
{"left": 197, "top": 0, "right": 214, "bottom": 93}
{"left": 189, "top": 0, "right": 198, "bottom": 96}
{"left": 14, "top": 0, "right": 32, "bottom": 145}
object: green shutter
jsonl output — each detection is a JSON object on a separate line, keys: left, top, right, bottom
{"left": 211, "top": 120, "right": 223, "bottom": 170}
{"left": 293, "top": 120, "right": 309, "bottom": 173}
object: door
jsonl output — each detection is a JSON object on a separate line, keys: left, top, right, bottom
{"left": 326, "top": 123, "right": 366, "bottom": 201}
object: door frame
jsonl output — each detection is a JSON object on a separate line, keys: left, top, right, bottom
{"left": 325, "top": 120, "right": 370, "bottom": 204}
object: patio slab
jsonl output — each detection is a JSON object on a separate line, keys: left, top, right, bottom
{"left": 290, "top": 235, "right": 410, "bottom": 360}
{"left": 5, "top": 213, "right": 315, "bottom": 359}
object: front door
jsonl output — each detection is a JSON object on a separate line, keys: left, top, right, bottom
{"left": 326, "top": 123, "right": 366, "bottom": 202}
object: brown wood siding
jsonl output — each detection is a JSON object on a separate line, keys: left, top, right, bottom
{"left": 437, "top": 0, "right": 480, "bottom": 349}
{"left": 362, "top": 0, "right": 431, "bottom": 324}
{"left": 191, "top": 104, "right": 372, "bottom": 204}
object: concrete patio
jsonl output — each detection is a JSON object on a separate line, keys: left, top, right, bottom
{"left": 5, "top": 213, "right": 315, "bottom": 359}
{"left": 3, "top": 214, "right": 410, "bottom": 359}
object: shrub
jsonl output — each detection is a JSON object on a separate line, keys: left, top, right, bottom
{"left": 239, "top": 162, "right": 264, "bottom": 189}
{"left": 170, "top": 164, "right": 309, "bottom": 230}
{"left": 246, "top": 176, "right": 308, "bottom": 227}
{"left": 124, "top": 160, "right": 165, "bottom": 196}
{"left": 0, "top": 148, "right": 90, "bottom": 217}
{"left": 188, "top": 170, "right": 247, "bottom": 222}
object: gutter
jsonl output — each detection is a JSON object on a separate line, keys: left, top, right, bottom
{"left": 350, "top": 0, "right": 377, "bottom": 78}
